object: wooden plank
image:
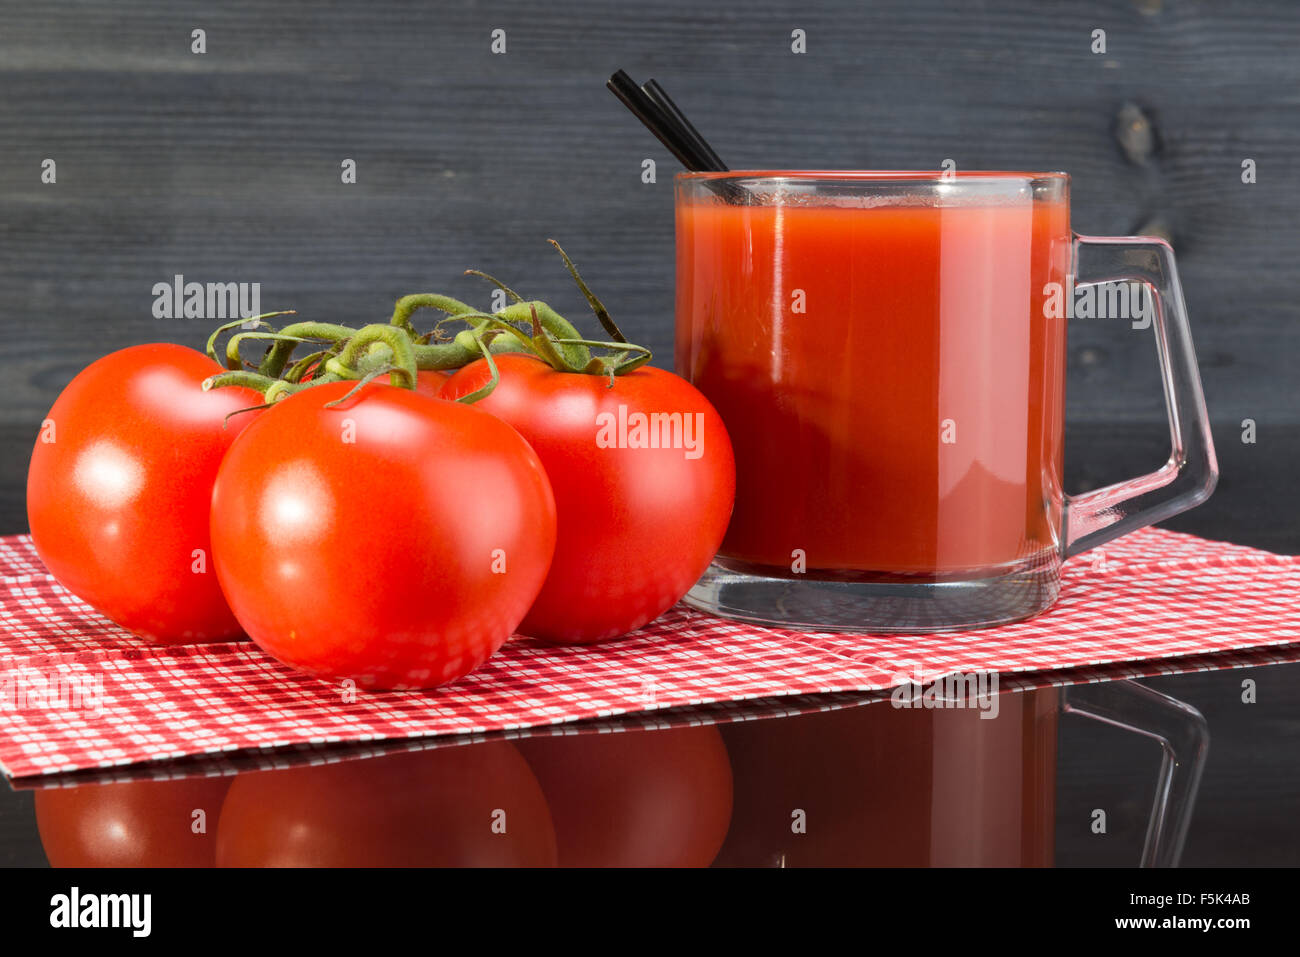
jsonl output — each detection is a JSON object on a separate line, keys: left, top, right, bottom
{"left": 1, "top": 1, "right": 1297, "bottom": 427}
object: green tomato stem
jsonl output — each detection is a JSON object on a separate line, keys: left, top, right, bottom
{"left": 256, "top": 322, "right": 358, "bottom": 378}
{"left": 325, "top": 323, "right": 417, "bottom": 388}
{"left": 463, "top": 269, "right": 526, "bottom": 305}
{"left": 495, "top": 300, "right": 590, "bottom": 368}
{"left": 203, "top": 370, "right": 280, "bottom": 393}
{"left": 451, "top": 331, "right": 503, "bottom": 405}
{"left": 547, "top": 239, "right": 628, "bottom": 343}
{"left": 205, "top": 311, "right": 297, "bottom": 367}
{"left": 390, "top": 293, "right": 479, "bottom": 335}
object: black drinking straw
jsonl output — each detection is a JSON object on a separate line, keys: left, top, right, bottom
{"left": 641, "top": 78, "right": 729, "bottom": 172}
{"left": 606, "top": 69, "right": 728, "bottom": 174}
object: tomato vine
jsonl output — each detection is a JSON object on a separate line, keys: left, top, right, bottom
{"left": 202, "top": 241, "right": 654, "bottom": 409}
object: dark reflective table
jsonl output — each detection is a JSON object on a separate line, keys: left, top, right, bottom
{"left": 2, "top": 662, "right": 1297, "bottom": 868}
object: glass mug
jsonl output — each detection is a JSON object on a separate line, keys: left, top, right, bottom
{"left": 715, "top": 680, "right": 1207, "bottom": 868}
{"left": 675, "top": 171, "right": 1218, "bottom": 632}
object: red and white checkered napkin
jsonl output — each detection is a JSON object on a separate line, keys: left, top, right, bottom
{"left": 0, "top": 528, "right": 1297, "bottom": 778}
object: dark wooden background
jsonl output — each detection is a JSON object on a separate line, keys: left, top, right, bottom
{"left": 1, "top": 0, "right": 1297, "bottom": 865}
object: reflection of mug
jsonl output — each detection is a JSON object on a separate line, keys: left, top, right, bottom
{"left": 717, "top": 689, "right": 1059, "bottom": 867}
{"left": 717, "top": 681, "right": 1208, "bottom": 868}
{"left": 676, "top": 171, "right": 1218, "bottom": 632}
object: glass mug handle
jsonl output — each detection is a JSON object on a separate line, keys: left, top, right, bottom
{"left": 1063, "top": 236, "right": 1220, "bottom": 558}
{"left": 1062, "top": 679, "right": 1210, "bottom": 867}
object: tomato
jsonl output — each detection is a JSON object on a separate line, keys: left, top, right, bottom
{"left": 216, "top": 742, "right": 556, "bottom": 866}
{"left": 26, "top": 343, "right": 263, "bottom": 643}
{"left": 517, "top": 724, "right": 733, "bottom": 867}
{"left": 209, "top": 380, "right": 556, "bottom": 689}
{"left": 35, "top": 775, "right": 232, "bottom": 867}
{"left": 440, "top": 355, "right": 735, "bottom": 644}
{"left": 414, "top": 369, "right": 453, "bottom": 397}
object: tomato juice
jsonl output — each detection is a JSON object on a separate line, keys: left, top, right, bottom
{"left": 676, "top": 181, "right": 1071, "bottom": 578}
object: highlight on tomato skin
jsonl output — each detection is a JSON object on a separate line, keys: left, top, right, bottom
{"left": 214, "top": 742, "right": 557, "bottom": 867}
{"left": 439, "top": 354, "right": 737, "bottom": 646}
{"left": 208, "top": 379, "right": 558, "bottom": 691}
{"left": 516, "top": 724, "right": 733, "bottom": 867}
{"left": 35, "top": 775, "right": 232, "bottom": 868}
{"left": 25, "top": 343, "right": 264, "bottom": 644}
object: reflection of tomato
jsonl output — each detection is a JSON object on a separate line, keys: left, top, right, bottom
{"left": 210, "top": 381, "right": 556, "bottom": 689}
{"left": 216, "top": 742, "right": 556, "bottom": 867}
{"left": 441, "top": 355, "right": 735, "bottom": 645}
{"left": 517, "top": 725, "right": 733, "bottom": 867}
{"left": 35, "top": 775, "right": 232, "bottom": 867}
{"left": 26, "top": 344, "right": 263, "bottom": 643}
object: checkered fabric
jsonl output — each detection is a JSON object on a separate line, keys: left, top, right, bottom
{"left": 1, "top": 528, "right": 1297, "bottom": 778}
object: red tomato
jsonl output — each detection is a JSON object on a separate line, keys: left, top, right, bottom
{"left": 517, "top": 725, "right": 733, "bottom": 867}
{"left": 414, "top": 369, "right": 453, "bottom": 396}
{"left": 35, "top": 775, "right": 232, "bottom": 867}
{"left": 216, "top": 742, "right": 556, "bottom": 867}
{"left": 440, "top": 355, "right": 735, "bottom": 644}
{"left": 26, "top": 344, "right": 263, "bottom": 643}
{"left": 209, "top": 380, "right": 556, "bottom": 689}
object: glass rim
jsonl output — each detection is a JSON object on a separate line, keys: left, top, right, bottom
{"left": 675, "top": 169, "right": 1070, "bottom": 183}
